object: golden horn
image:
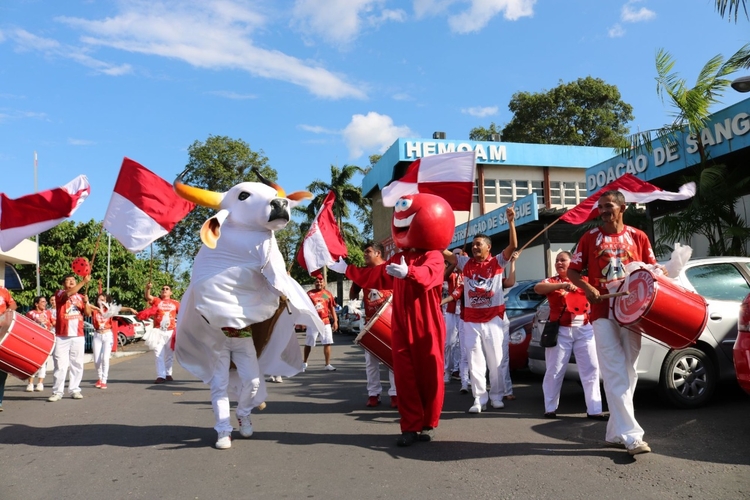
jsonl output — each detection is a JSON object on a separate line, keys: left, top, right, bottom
{"left": 173, "top": 169, "right": 223, "bottom": 210}
{"left": 252, "top": 168, "right": 286, "bottom": 198}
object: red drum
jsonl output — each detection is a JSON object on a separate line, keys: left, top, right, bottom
{"left": 354, "top": 297, "right": 393, "bottom": 370}
{"left": 613, "top": 268, "right": 708, "bottom": 349}
{"left": 0, "top": 311, "right": 56, "bottom": 379}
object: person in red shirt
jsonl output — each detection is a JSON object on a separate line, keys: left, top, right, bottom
{"left": 48, "top": 274, "right": 93, "bottom": 402}
{"left": 350, "top": 242, "right": 396, "bottom": 408}
{"left": 144, "top": 282, "right": 181, "bottom": 384}
{"left": 567, "top": 190, "right": 657, "bottom": 456}
{"left": 303, "top": 276, "right": 338, "bottom": 371}
{"left": 25, "top": 296, "right": 54, "bottom": 392}
{"left": 443, "top": 251, "right": 463, "bottom": 385}
{"left": 0, "top": 286, "right": 18, "bottom": 411}
{"left": 534, "top": 251, "right": 604, "bottom": 420}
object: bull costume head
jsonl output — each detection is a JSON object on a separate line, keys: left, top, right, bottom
{"left": 391, "top": 193, "right": 455, "bottom": 251}
{"left": 173, "top": 168, "right": 312, "bottom": 249}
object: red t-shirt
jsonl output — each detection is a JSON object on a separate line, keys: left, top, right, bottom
{"left": 26, "top": 309, "right": 54, "bottom": 331}
{"left": 0, "top": 287, "right": 16, "bottom": 315}
{"left": 569, "top": 225, "right": 656, "bottom": 321}
{"left": 150, "top": 297, "right": 180, "bottom": 331}
{"left": 456, "top": 253, "right": 509, "bottom": 323}
{"left": 307, "top": 289, "right": 336, "bottom": 325}
{"left": 540, "top": 276, "right": 590, "bottom": 327}
{"left": 362, "top": 288, "right": 393, "bottom": 322}
{"left": 54, "top": 290, "right": 86, "bottom": 337}
{"left": 92, "top": 310, "right": 113, "bottom": 331}
{"left": 444, "top": 272, "right": 462, "bottom": 314}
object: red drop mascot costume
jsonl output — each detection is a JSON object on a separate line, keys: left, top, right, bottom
{"left": 329, "top": 193, "right": 455, "bottom": 447}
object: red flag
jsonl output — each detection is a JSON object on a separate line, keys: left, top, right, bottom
{"left": 0, "top": 175, "right": 90, "bottom": 251}
{"left": 103, "top": 158, "right": 195, "bottom": 252}
{"left": 296, "top": 191, "right": 348, "bottom": 278}
{"left": 381, "top": 151, "right": 476, "bottom": 211}
{"left": 560, "top": 174, "right": 696, "bottom": 225}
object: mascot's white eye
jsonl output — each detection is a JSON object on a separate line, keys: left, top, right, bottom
{"left": 238, "top": 192, "right": 251, "bottom": 201}
{"left": 394, "top": 198, "right": 413, "bottom": 212}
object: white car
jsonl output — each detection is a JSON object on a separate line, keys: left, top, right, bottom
{"left": 527, "top": 257, "right": 750, "bottom": 409}
{"left": 338, "top": 300, "right": 364, "bottom": 334}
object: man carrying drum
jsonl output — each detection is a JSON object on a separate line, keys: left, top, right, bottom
{"left": 567, "top": 189, "right": 659, "bottom": 456}
{"left": 0, "top": 285, "right": 18, "bottom": 411}
{"left": 350, "top": 242, "right": 397, "bottom": 409}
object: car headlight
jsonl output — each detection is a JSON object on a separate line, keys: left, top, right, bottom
{"left": 509, "top": 328, "right": 527, "bottom": 345}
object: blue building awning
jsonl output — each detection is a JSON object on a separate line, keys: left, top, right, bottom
{"left": 5, "top": 264, "right": 23, "bottom": 290}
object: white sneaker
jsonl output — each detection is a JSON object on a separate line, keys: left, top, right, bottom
{"left": 48, "top": 393, "right": 63, "bottom": 402}
{"left": 274, "top": 376, "right": 283, "bottom": 383}
{"left": 468, "top": 398, "right": 485, "bottom": 414}
{"left": 302, "top": 363, "right": 307, "bottom": 372}
{"left": 443, "top": 372, "right": 451, "bottom": 383}
{"left": 460, "top": 384, "right": 469, "bottom": 394}
{"left": 216, "top": 431, "right": 232, "bottom": 449}
{"left": 627, "top": 440, "right": 651, "bottom": 456}
{"left": 25, "top": 383, "right": 34, "bottom": 392}
{"left": 325, "top": 364, "right": 336, "bottom": 371}
{"left": 237, "top": 416, "right": 253, "bottom": 438}
{"left": 35, "top": 383, "right": 44, "bottom": 392}
{"left": 490, "top": 399, "right": 505, "bottom": 409}
{"left": 71, "top": 392, "right": 83, "bottom": 400}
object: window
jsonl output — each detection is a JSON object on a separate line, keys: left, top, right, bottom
{"left": 549, "top": 181, "right": 561, "bottom": 205}
{"left": 516, "top": 180, "right": 530, "bottom": 198}
{"left": 484, "top": 179, "right": 497, "bottom": 203}
{"left": 498, "top": 180, "right": 513, "bottom": 204}
{"left": 473, "top": 180, "right": 479, "bottom": 203}
{"left": 531, "top": 180, "right": 545, "bottom": 206}
{"left": 685, "top": 263, "right": 750, "bottom": 302}
{"left": 563, "top": 182, "right": 578, "bottom": 206}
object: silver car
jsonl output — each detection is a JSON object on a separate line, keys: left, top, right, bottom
{"left": 527, "top": 257, "right": 750, "bottom": 409}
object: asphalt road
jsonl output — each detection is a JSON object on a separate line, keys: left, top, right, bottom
{"left": 1, "top": 333, "right": 749, "bottom": 500}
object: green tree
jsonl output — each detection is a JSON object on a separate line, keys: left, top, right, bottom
{"left": 642, "top": 46, "right": 750, "bottom": 256}
{"left": 469, "top": 122, "right": 501, "bottom": 141}
{"left": 500, "top": 77, "right": 634, "bottom": 147}
{"left": 716, "top": 0, "right": 748, "bottom": 21}
{"left": 157, "top": 135, "right": 277, "bottom": 263}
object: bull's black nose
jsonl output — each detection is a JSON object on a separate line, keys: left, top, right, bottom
{"left": 269, "top": 198, "right": 290, "bottom": 222}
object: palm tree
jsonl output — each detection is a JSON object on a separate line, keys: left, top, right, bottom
{"left": 623, "top": 45, "right": 750, "bottom": 256}
{"left": 716, "top": 0, "right": 748, "bottom": 21}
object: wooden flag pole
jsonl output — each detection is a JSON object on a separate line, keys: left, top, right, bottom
{"left": 516, "top": 216, "right": 563, "bottom": 253}
{"left": 85, "top": 222, "right": 105, "bottom": 295}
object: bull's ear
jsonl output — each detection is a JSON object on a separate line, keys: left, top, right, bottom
{"left": 200, "top": 209, "right": 229, "bottom": 249}
{"left": 286, "top": 190, "right": 313, "bottom": 208}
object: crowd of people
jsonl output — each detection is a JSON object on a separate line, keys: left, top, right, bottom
{"left": 0, "top": 188, "right": 655, "bottom": 457}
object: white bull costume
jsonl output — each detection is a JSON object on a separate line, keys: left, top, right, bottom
{"left": 173, "top": 170, "right": 325, "bottom": 406}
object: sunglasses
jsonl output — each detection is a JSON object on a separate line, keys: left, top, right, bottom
{"left": 161, "top": 287, "right": 171, "bottom": 291}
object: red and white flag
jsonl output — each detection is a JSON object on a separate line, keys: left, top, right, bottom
{"left": 381, "top": 151, "right": 476, "bottom": 211}
{"left": 0, "top": 175, "right": 90, "bottom": 251}
{"left": 560, "top": 173, "right": 696, "bottom": 225}
{"left": 296, "top": 191, "right": 348, "bottom": 278}
{"left": 103, "top": 158, "right": 195, "bottom": 252}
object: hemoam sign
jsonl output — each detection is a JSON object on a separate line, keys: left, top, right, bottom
{"left": 450, "top": 194, "right": 538, "bottom": 247}
{"left": 586, "top": 101, "right": 750, "bottom": 191}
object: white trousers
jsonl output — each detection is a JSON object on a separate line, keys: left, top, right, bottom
{"left": 93, "top": 331, "right": 114, "bottom": 383}
{"left": 500, "top": 326, "right": 513, "bottom": 396}
{"left": 32, "top": 357, "right": 48, "bottom": 380}
{"left": 52, "top": 336, "right": 85, "bottom": 395}
{"left": 365, "top": 350, "right": 396, "bottom": 397}
{"left": 458, "top": 318, "right": 470, "bottom": 386}
{"left": 464, "top": 315, "right": 508, "bottom": 404}
{"left": 593, "top": 318, "right": 644, "bottom": 447}
{"left": 154, "top": 330, "right": 174, "bottom": 378}
{"left": 542, "top": 324, "right": 602, "bottom": 414}
{"left": 443, "top": 312, "right": 461, "bottom": 374}
{"left": 210, "top": 337, "right": 267, "bottom": 433}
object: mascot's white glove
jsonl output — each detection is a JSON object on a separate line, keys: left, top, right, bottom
{"left": 386, "top": 256, "right": 409, "bottom": 279}
{"left": 328, "top": 257, "right": 348, "bottom": 274}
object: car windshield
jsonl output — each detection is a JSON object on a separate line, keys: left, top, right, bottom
{"left": 685, "top": 263, "right": 750, "bottom": 302}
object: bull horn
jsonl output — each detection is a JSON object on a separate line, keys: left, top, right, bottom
{"left": 252, "top": 168, "right": 286, "bottom": 198}
{"left": 173, "top": 169, "right": 223, "bottom": 210}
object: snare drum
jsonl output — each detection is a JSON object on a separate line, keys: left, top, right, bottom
{"left": 613, "top": 268, "right": 708, "bottom": 349}
{"left": 0, "top": 310, "right": 57, "bottom": 379}
{"left": 354, "top": 297, "right": 393, "bottom": 370}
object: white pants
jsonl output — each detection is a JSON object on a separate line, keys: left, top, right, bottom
{"left": 464, "top": 315, "right": 508, "bottom": 405}
{"left": 444, "top": 312, "right": 461, "bottom": 374}
{"left": 210, "top": 337, "right": 267, "bottom": 433}
{"left": 543, "top": 324, "right": 602, "bottom": 414}
{"left": 52, "top": 336, "right": 85, "bottom": 396}
{"left": 500, "top": 326, "right": 513, "bottom": 396}
{"left": 93, "top": 331, "right": 114, "bottom": 383}
{"left": 154, "top": 330, "right": 174, "bottom": 379}
{"left": 32, "top": 357, "right": 48, "bottom": 380}
{"left": 458, "top": 318, "right": 470, "bottom": 386}
{"left": 593, "top": 318, "right": 644, "bottom": 447}
{"left": 365, "top": 350, "right": 396, "bottom": 397}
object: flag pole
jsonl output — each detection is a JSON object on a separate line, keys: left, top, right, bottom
{"left": 517, "top": 216, "right": 563, "bottom": 253}
{"left": 34, "top": 151, "right": 40, "bottom": 296}
{"left": 86, "top": 222, "right": 105, "bottom": 295}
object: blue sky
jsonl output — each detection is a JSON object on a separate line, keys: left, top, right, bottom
{"left": 1, "top": 0, "right": 748, "bottom": 225}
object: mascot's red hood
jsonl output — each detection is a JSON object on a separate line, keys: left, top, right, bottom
{"left": 391, "top": 193, "right": 454, "bottom": 250}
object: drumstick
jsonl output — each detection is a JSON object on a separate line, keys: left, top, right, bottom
{"left": 599, "top": 291, "right": 629, "bottom": 299}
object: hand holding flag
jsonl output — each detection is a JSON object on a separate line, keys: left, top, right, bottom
{"left": 296, "top": 191, "right": 348, "bottom": 278}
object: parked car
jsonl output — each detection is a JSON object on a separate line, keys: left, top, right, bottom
{"left": 735, "top": 292, "right": 750, "bottom": 396}
{"left": 528, "top": 257, "right": 750, "bottom": 408}
{"left": 503, "top": 280, "right": 545, "bottom": 369}
{"left": 113, "top": 314, "right": 148, "bottom": 347}
{"left": 504, "top": 280, "right": 547, "bottom": 316}
{"left": 84, "top": 320, "right": 94, "bottom": 353}
{"left": 338, "top": 300, "right": 364, "bottom": 334}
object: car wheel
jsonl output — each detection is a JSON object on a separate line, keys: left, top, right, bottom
{"left": 118, "top": 332, "right": 128, "bottom": 347}
{"left": 659, "top": 347, "right": 716, "bottom": 409}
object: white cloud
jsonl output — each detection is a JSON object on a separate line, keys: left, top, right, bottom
{"left": 424, "top": 0, "right": 537, "bottom": 33}
{"left": 298, "top": 124, "right": 339, "bottom": 134}
{"left": 68, "top": 138, "right": 95, "bottom": 146}
{"left": 621, "top": 0, "right": 656, "bottom": 23}
{"left": 342, "top": 112, "right": 414, "bottom": 159}
{"left": 462, "top": 106, "right": 498, "bottom": 118}
{"left": 206, "top": 90, "right": 257, "bottom": 100}
{"left": 608, "top": 23, "right": 626, "bottom": 38}
{"left": 32, "top": 1, "right": 366, "bottom": 99}
{"left": 0, "top": 109, "right": 48, "bottom": 123}
{"left": 291, "top": 0, "right": 405, "bottom": 45}
{"left": 392, "top": 92, "right": 413, "bottom": 101}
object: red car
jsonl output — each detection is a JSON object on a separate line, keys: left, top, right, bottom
{"left": 735, "top": 293, "right": 750, "bottom": 395}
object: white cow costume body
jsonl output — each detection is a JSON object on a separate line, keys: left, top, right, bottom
{"left": 173, "top": 171, "right": 325, "bottom": 447}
